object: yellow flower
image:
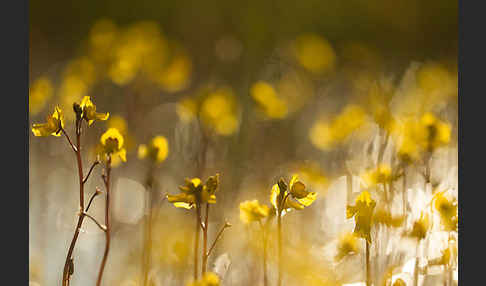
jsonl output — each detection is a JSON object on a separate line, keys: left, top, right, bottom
{"left": 167, "top": 175, "right": 219, "bottom": 209}
{"left": 250, "top": 81, "right": 288, "bottom": 119}
{"left": 372, "top": 207, "right": 405, "bottom": 228}
{"left": 199, "top": 87, "right": 239, "bottom": 136}
{"left": 335, "top": 232, "right": 359, "bottom": 261}
{"left": 433, "top": 192, "right": 458, "bottom": 232}
{"left": 420, "top": 112, "right": 451, "bottom": 151}
{"left": 361, "top": 164, "right": 393, "bottom": 187}
{"left": 392, "top": 113, "right": 451, "bottom": 160}
{"left": 428, "top": 243, "right": 457, "bottom": 267}
{"left": 309, "top": 105, "right": 367, "bottom": 151}
{"left": 239, "top": 200, "right": 270, "bottom": 224}
{"left": 80, "top": 96, "right": 109, "bottom": 125}
{"left": 100, "top": 128, "right": 127, "bottom": 162}
{"left": 138, "top": 135, "right": 169, "bottom": 163}
{"left": 408, "top": 212, "right": 430, "bottom": 240}
{"left": 346, "top": 191, "right": 376, "bottom": 243}
{"left": 293, "top": 34, "right": 336, "bottom": 74}
{"left": 176, "top": 97, "right": 199, "bottom": 123}
{"left": 270, "top": 175, "right": 317, "bottom": 213}
{"left": 392, "top": 278, "right": 407, "bottom": 286}
{"left": 32, "top": 106, "right": 64, "bottom": 137}
{"left": 29, "top": 77, "right": 53, "bottom": 115}
{"left": 187, "top": 272, "right": 220, "bottom": 286}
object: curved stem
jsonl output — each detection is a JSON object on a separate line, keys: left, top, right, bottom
{"left": 206, "top": 222, "right": 231, "bottom": 257}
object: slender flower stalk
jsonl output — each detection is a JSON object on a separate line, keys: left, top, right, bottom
{"left": 202, "top": 203, "right": 210, "bottom": 275}
{"left": 366, "top": 240, "right": 371, "bottom": 286}
{"left": 96, "top": 156, "right": 112, "bottom": 286}
{"left": 194, "top": 203, "right": 201, "bottom": 280}
{"left": 270, "top": 176, "right": 316, "bottom": 286}
{"left": 259, "top": 221, "right": 268, "bottom": 286}
{"left": 61, "top": 118, "right": 87, "bottom": 286}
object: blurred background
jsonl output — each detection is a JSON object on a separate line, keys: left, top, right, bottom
{"left": 29, "top": 0, "right": 458, "bottom": 285}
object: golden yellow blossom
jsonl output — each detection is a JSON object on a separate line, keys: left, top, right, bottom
{"left": 167, "top": 174, "right": 219, "bottom": 209}
{"left": 293, "top": 34, "right": 336, "bottom": 74}
{"left": 346, "top": 191, "right": 376, "bottom": 243}
{"left": 176, "top": 97, "right": 199, "bottom": 123}
{"left": 408, "top": 213, "right": 430, "bottom": 240}
{"left": 335, "top": 232, "right": 360, "bottom": 261}
{"left": 156, "top": 51, "right": 192, "bottom": 92}
{"left": 372, "top": 207, "right": 405, "bottom": 228}
{"left": 420, "top": 112, "right": 451, "bottom": 151}
{"left": 392, "top": 113, "right": 451, "bottom": 161}
{"left": 100, "top": 128, "right": 127, "bottom": 162}
{"left": 138, "top": 135, "right": 169, "bottom": 163}
{"left": 270, "top": 175, "right": 317, "bottom": 213}
{"left": 433, "top": 192, "right": 457, "bottom": 232}
{"left": 199, "top": 87, "right": 239, "bottom": 135}
{"left": 29, "top": 77, "right": 53, "bottom": 115}
{"left": 250, "top": 81, "right": 288, "bottom": 119}
{"left": 309, "top": 105, "right": 367, "bottom": 150}
{"left": 392, "top": 278, "right": 407, "bottom": 286}
{"left": 32, "top": 106, "right": 64, "bottom": 137}
{"left": 239, "top": 200, "right": 270, "bottom": 224}
{"left": 361, "top": 164, "right": 393, "bottom": 187}
{"left": 80, "top": 96, "right": 109, "bottom": 125}
{"left": 187, "top": 272, "right": 220, "bottom": 286}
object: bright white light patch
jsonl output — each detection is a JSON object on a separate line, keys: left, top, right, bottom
{"left": 113, "top": 177, "right": 146, "bottom": 224}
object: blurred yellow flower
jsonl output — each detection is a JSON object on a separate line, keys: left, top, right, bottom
{"left": 270, "top": 175, "right": 317, "bottom": 213}
{"left": 294, "top": 162, "right": 329, "bottom": 190}
{"left": 107, "top": 115, "right": 128, "bottom": 135}
{"left": 138, "top": 135, "right": 169, "bottom": 164}
{"left": 29, "top": 77, "right": 53, "bottom": 115}
{"left": 310, "top": 105, "right": 367, "bottom": 150}
{"left": 80, "top": 96, "right": 109, "bottom": 125}
{"left": 293, "top": 34, "right": 336, "bottom": 74}
{"left": 167, "top": 174, "right": 219, "bottom": 209}
{"left": 335, "top": 232, "right": 360, "bottom": 261}
{"left": 100, "top": 128, "right": 127, "bottom": 162}
{"left": 187, "top": 272, "right": 220, "bottom": 286}
{"left": 392, "top": 113, "right": 451, "bottom": 162}
{"left": 408, "top": 212, "right": 430, "bottom": 240}
{"left": 361, "top": 164, "right": 393, "bottom": 187}
{"left": 156, "top": 51, "right": 192, "bottom": 92}
{"left": 416, "top": 62, "right": 456, "bottom": 105}
{"left": 372, "top": 207, "right": 405, "bottom": 228}
{"left": 392, "top": 278, "right": 407, "bottom": 286}
{"left": 89, "top": 19, "right": 118, "bottom": 62}
{"left": 200, "top": 87, "right": 239, "bottom": 135}
{"left": 32, "top": 106, "right": 64, "bottom": 137}
{"left": 250, "top": 81, "right": 288, "bottom": 119}
{"left": 433, "top": 192, "right": 457, "bottom": 232}
{"left": 239, "top": 200, "right": 270, "bottom": 224}
{"left": 346, "top": 191, "right": 376, "bottom": 243}
{"left": 420, "top": 112, "right": 451, "bottom": 151}
{"left": 176, "top": 97, "right": 199, "bottom": 123}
